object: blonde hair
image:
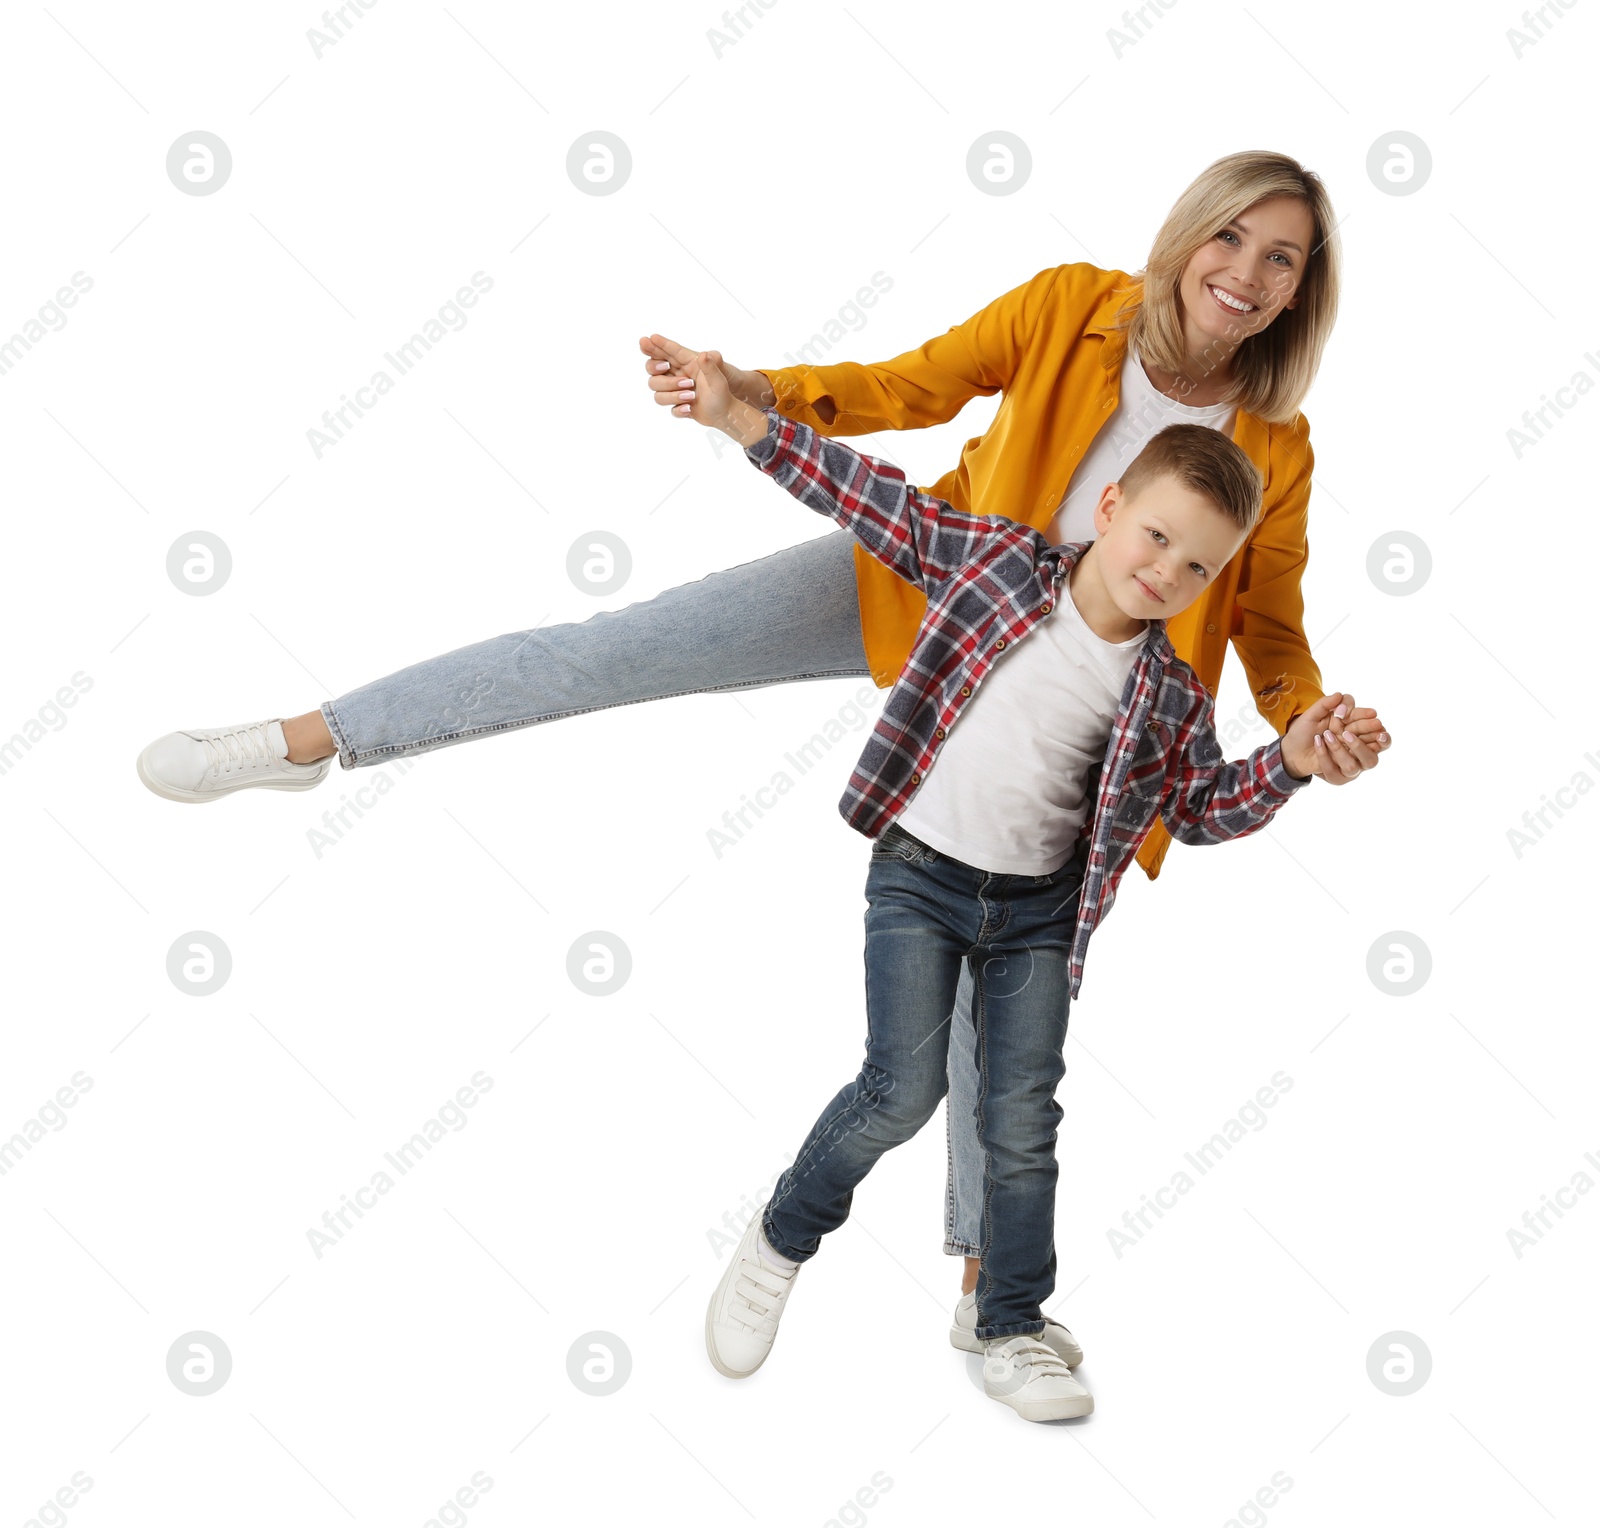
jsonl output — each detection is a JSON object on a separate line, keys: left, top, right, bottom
{"left": 1113, "top": 150, "right": 1342, "bottom": 426}
{"left": 1120, "top": 423, "right": 1262, "bottom": 535}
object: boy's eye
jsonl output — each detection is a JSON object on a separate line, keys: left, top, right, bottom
{"left": 1151, "top": 527, "right": 1205, "bottom": 577}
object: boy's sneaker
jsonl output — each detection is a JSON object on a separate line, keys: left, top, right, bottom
{"left": 704, "top": 1211, "right": 800, "bottom": 1379}
{"left": 137, "top": 720, "right": 332, "bottom": 803}
{"left": 950, "top": 1290, "right": 1083, "bottom": 1368}
{"left": 983, "top": 1335, "right": 1095, "bottom": 1422}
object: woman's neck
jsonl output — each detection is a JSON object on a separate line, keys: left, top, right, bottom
{"left": 1139, "top": 351, "right": 1234, "bottom": 408}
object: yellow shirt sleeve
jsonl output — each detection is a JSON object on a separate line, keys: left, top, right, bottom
{"left": 756, "top": 266, "right": 1065, "bottom": 437}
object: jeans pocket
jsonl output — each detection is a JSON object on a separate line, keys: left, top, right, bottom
{"left": 870, "top": 823, "right": 925, "bottom": 863}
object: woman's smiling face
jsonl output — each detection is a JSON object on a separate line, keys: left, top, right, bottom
{"left": 1179, "top": 194, "right": 1317, "bottom": 346}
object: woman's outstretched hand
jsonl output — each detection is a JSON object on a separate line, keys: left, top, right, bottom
{"left": 640, "top": 334, "right": 769, "bottom": 415}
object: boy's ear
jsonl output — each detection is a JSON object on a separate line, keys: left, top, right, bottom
{"left": 1091, "top": 481, "right": 1123, "bottom": 536}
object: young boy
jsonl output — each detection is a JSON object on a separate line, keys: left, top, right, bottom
{"left": 687, "top": 352, "right": 1349, "bottom": 1422}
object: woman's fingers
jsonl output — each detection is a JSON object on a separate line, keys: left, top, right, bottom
{"left": 640, "top": 334, "right": 698, "bottom": 383}
{"left": 1344, "top": 716, "right": 1391, "bottom": 751}
{"left": 1319, "top": 724, "right": 1374, "bottom": 781}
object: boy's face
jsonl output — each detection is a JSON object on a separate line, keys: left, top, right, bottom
{"left": 1089, "top": 472, "right": 1251, "bottom": 623}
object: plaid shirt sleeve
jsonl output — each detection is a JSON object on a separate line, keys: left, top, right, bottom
{"left": 742, "top": 406, "right": 999, "bottom": 592}
{"left": 1160, "top": 680, "right": 1313, "bottom": 845}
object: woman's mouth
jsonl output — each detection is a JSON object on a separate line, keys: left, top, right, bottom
{"left": 1207, "top": 282, "right": 1257, "bottom": 316}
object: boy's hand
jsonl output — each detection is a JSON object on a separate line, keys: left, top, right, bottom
{"left": 1282, "top": 691, "right": 1386, "bottom": 785}
{"left": 673, "top": 350, "right": 770, "bottom": 446}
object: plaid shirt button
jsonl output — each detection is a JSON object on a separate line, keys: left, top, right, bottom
{"left": 994, "top": 639, "right": 1007, "bottom": 650}
{"left": 910, "top": 772, "right": 921, "bottom": 785}
{"left": 1041, "top": 602, "right": 1052, "bottom": 613}
{"left": 960, "top": 685, "right": 971, "bottom": 696}
{"left": 935, "top": 727, "right": 946, "bottom": 739}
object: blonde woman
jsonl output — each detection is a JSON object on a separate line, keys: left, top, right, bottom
{"left": 137, "top": 150, "right": 1391, "bottom": 1361}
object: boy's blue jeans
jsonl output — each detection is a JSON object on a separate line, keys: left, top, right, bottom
{"left": 317, "top": 528, "right": 1022, "bottom": 1263}
{"left": 762, "top": 822, "right": 1086, "bottom": 1340}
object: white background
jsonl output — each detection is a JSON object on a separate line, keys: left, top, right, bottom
{"left": 1, "top": 1, "right": 1595, "bottom": 1524}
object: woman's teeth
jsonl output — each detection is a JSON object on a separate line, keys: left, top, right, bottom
{"left": 1209, "top": 283, "right": 1256, "bottom": 313}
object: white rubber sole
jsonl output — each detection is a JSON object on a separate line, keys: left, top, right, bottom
{"left": 986, "top": 1384, "right": 1095, "bottom": 1422}
{"left": 136, "top": 749, "right": 333, "bottom": 804}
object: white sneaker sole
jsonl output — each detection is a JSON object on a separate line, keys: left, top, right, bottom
{"left": 136, "top": 749, "right": 333, "bottom": 804}
{"left": 986, "top": 1385, "right": 1095, "bottom": 1422}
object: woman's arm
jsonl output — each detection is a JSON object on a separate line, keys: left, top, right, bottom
{"left": 751, "top": 265, "right": 1066, "bottom": 437}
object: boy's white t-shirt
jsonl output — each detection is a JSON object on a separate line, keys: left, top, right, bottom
{"left": 893, "top": 576, "right": 1147, "bottom": 876}
{"left": 890, "top": 346, "right": 1238, "bottom": 877}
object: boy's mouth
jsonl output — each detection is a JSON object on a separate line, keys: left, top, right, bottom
{"left": 1134, "top": 575, "right": 1165, "bottom": 604}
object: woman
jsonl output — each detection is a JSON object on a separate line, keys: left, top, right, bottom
{"left": 136, "top": 149, "right": 1390, "bottom": 1341}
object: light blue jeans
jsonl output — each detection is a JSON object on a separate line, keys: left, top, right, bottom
{"left": 321, "top": 528, "right": 1009, "bottom": 1258}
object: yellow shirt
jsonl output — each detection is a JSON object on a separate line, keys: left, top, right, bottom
{"left": 758, "top": 261, "right": 1324, "bottom": 882}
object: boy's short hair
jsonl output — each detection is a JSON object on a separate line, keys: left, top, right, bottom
{"left": 1118, "top": 423, "right": 1262, "bottom": 536}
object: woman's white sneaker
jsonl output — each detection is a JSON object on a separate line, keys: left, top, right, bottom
{"left": 983, "top": 1335, "right": 1094, "bottom": 1421}
{"left": 704, "top": 1211, "right": 800, "bottom": 1378}
{"left": 950, "top": 1290, "right": 1083, "bottom": 1368}
{"left": 136, "top": 719, "right": 332, "bottom": 803}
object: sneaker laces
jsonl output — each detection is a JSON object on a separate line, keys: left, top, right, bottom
{"left": 200, "top": 722, "right": 275, "bottom": 778}
{"left": 729, "top": 1252, "right": 794, "bottom": 1336}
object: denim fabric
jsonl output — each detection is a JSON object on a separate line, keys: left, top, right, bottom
{"left": 762, "top": 824, "right": 1086, "bottom": 1340}
{"left": 318, "top": 527, "right": 1009, "bottom": 1263}
{"left": 320, "top": 530, "right": 872, "bottom": 769}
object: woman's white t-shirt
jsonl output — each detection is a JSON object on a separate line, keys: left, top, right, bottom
{"left": 890, "top": 346, "right": 1238, "bottom": 876}
{"left": 1046, "top": 344, "right": 1237, "bottom": 545}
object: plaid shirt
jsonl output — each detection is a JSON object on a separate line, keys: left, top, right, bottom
{"left": 744, "top": 407, "right": 1314, "bottom": 1000}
